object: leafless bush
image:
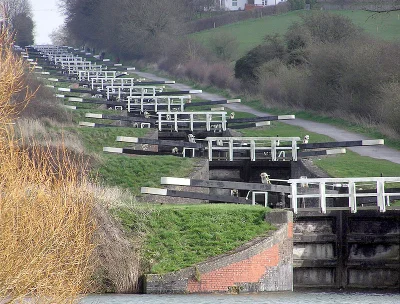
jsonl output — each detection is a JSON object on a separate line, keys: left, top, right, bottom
{"left": 92, "top": 203, "right": 143, "bottom": 293}
{"left": 184, "top": 58, "right": 211, "bottom": 83}
{"left": 208, "top": 62, "right": 235, "bottom": 89}
{"left": 378, "top": 82, "right": 400, "bottom": 133}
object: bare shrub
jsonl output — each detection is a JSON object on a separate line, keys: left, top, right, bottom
{"left": 184, "top": 58, "right": 211, "bottom": 84}
{"left": 0, "top": 29, "right": 34, "bottom": 126}
{"left": 379, "top": 82, "right": 400, "bottom": 134}
{"left": 299, "top": 11, "right": 363, "bottom": 43}
{"left": 158, "top": 38, "right": 213, "bottom": 73}
{"left": 207, "top": 62, "right": 235, "bottom": 89}
{"left": 86, "top": 183, "right": 152, "bottom": 293}
{"left": 277, "top": 65, "right": 309, "bottom": 108}
{"left": 92, "top": 203, "right": 143, "bottom": 293}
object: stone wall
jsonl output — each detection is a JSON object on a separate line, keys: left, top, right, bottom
{"left": 144, "top": 210, "right": 293, "bottom": 294}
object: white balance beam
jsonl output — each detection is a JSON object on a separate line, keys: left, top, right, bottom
{"left": 116, "top": 136, "right": 139, "bottom": 143}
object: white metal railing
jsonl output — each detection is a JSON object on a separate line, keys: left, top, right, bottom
{"left": 288, "top": 177, "right": 400, "bottom": 214}
{"left": 106, "top": 86, "right": 162, "bottom": 100}
{"left": 205, "top": 137, "right": 300, "bottom": 162}
{"left": 158, "top": 111, "right": 227, "bottom": 132}
{"left": 128, "top": 95, "right": 191, "bottom": 112}
{"left": 78, "top": 71, "right": 117, "bottom": 81}
{"left": 91, "top": 77, "right": 137, "bottom": 90}
{"left": 57, "top": 56, "right": 85, "bottom": 63}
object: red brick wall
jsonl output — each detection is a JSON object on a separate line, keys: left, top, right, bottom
{"left": 187, "top": 244, "right": 280, "bottom": 293}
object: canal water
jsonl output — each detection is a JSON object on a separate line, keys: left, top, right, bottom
{"left": 81, "top": 291, "right": 400, "bottom": 304}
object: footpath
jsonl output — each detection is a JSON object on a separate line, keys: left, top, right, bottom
{"left": 135, "top": 71, "right": 400, "bottom": 165}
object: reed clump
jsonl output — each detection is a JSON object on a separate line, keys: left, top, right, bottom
{"left": 0, "top": 28, "right": 97, "bottom": 303}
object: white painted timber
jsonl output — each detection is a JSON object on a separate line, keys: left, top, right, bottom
{"left": 227, "top": 99, "right": 241, "bottom": 103}
{"left": 64, "top": 105, "right": 77, "bottom": 110}
{"left": 116, "top": 136, "right": 139, "bottom": 143}
{"left": 55, "top": 94, "right": 65, "bottom": 98}
{"left": 362, "top": 139, "right": 384, "bottom": 146}
{"left": 48, "top": 78, "right": 59, "bottom": 82}
{"left": 141, "top": 187, "right": 168, "bottom": 196}
{"left": 278, "top": 115, "right": 295, "bottom": 120}
{"left": 79, "top": 122, "right": 95, "bottom": 127}
{"left": 161, "top": 177, "right": 191, "bottom": 186}
{"left": 58, "top": 88, "right": 71, "bottom": 92}
{"left": 69, "top": 97, "right": 83, "bottom": 102}
{"left": 255, "top": 121, "right": 271, "bottom": 127}
{"left": 85, "top": 113, "right": 103, "bottom": 119}
{"left": 326, "top": 148, "right": 346, "bottom": 155}
{"left": 103, "top": 147, "right": 123, "bottom": 153}
{"left": 189, "top": 90, "right": 202, "bottom": 94}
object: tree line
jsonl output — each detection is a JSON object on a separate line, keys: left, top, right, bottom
{"left": 57, "top": 0, "right": 218, "bottom": 59}
{"left": 0, "top": 0, "right": 34, "bottom": 46}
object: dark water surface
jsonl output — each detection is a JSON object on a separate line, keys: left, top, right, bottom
{"left": 81, "top": 291, "right": 400, "bottom": 304}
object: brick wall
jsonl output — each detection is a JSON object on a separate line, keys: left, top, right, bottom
{"left": 144, "top": 210, "right": 293, "bottom": 294}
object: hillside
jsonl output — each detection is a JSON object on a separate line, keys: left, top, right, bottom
{"left": 191, "top": 10, "right": 400, "bottom": 60}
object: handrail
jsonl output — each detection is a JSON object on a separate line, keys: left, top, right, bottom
{"left": 288, "top": 177, "right": 400, "bottom": 214}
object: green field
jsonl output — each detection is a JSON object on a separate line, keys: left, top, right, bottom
{"left": 191, "top": 10, "right": 400, "bottom": 60}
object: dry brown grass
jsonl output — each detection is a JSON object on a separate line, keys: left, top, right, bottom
{"left": 0, "top": 136, "right": 97, "bottom": 304}
{"left": 0, "top": 27, "right": 97, "bottom": 303}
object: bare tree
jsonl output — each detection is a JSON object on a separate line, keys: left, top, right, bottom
{"left": 0, "top": 0, "right": 31, "bottom": 24}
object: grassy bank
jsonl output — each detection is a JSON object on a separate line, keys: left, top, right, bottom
{"left": 113, "top": 204, "right": 274, "bottom": 274}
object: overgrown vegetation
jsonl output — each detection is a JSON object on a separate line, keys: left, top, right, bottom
{"left": 234, "top": 11, "right": 400, "bottom": 136}
{"left": 114, "top": 204, "right": 274, "bottom": 274}
{"left": 0, "top": 28, "right": 96, "bottom": 303}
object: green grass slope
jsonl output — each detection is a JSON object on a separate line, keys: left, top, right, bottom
{"left": 114, "top": 204, "right": 274, "bottom": 274}
{"left": 191, "top": 10, "right": 400, "bottom": 60}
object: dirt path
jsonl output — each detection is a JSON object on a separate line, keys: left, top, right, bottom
{"left": 135, "top": 71, "right": 400, "bottom": 165}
